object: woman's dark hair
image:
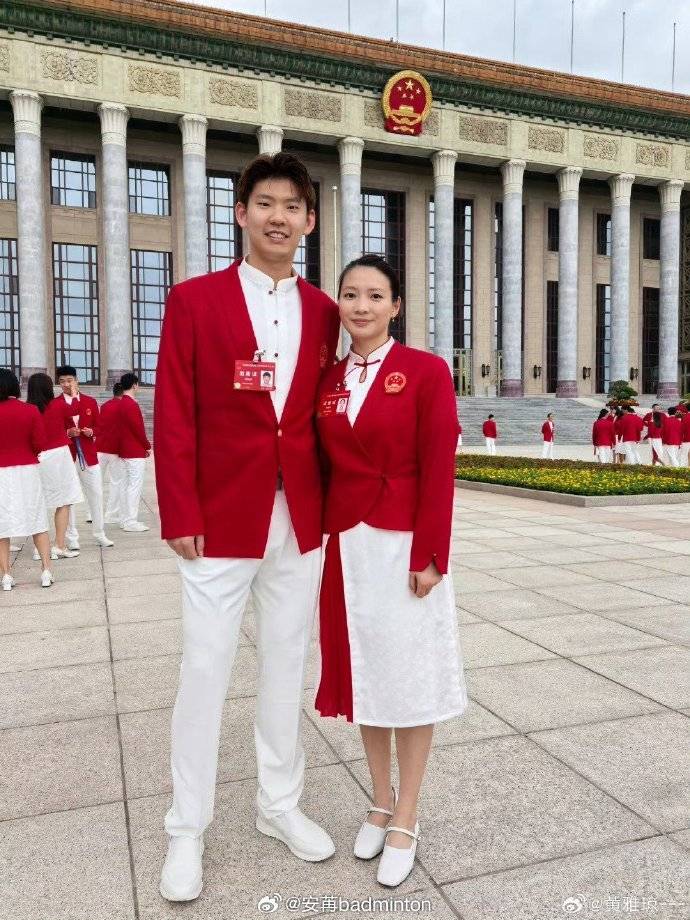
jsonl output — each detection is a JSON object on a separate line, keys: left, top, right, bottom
{"left": 0, "top": 368, "right": 20, "bottom": 401}
{"left": 236, "top": 153, "right": 316, "bottom": 213}
{"left": 615, "top": 407, "right": 624, "bottom": 418}
{"left": 597, "top": 409, "right": 608, "bottom": 420}
{"left": 337, "top": 253, "right": 401, "bottom": 300}
{"left": 27, "top": 372, "right": 55, "bottom": 413}
{"left": 653, "top": 411, "right": 663, "bottom": 428}
{"left": 668, "top": 406, "right": 677, "bottom": 415}
{"left": 113, "top": 382, "right": 124, "bottom": 397}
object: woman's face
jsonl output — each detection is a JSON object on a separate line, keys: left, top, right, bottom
{"left": 338, "top": 266, "right": 400, "bottom": 344}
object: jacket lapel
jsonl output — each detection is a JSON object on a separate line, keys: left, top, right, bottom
{"left": 352, "top": 341, "right": 401, "bottom": 435}
{"left": 280, "top": 276, "right": 319, "bottom": 424}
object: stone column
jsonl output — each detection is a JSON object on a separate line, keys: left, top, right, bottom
{"left": 657, "top": 179, "right": 684, "bottom": 400}
{"left": 179, "top": 114, "right": 208, "bottom": 281}
{"left": 256, "top": 125, "right": 283, "bottom": 155}
{"left": 500, "top": 159, "right": 526, "bottom": 396}
{"left": 10, "top": 90, "right": 47, "bottom": 381}
{"left": 98, "top": 103, "right": 132, "bottom": 385}
{"left": 431, "top": 150, "right": 457, "bottom": 374}
{"left": 338, "top": 137, "right": 364, "bottom": 353}
{"left": 608, "top": 173, "right": 635, "bottom": 384}
{"left": 556, "top": 166, "right": 582, "bottom": 397}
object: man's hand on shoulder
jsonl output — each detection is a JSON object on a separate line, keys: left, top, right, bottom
{"left": 168, "top": 535, "right": 204, "bottom": 559}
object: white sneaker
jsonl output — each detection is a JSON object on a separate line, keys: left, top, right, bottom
{"left": 9, "top": 544, "right": 21, "bottom": 552}
{"left": 53, "top": 546, "right": 80, "bottom": 559}
{"left": 354, "top": 788, "right": 397, "bottom": 859}
{"left": 159, "top": 836, "right": 204, "bottom": 902}
{"left": 376, "top": 822, "right": 420, "bottom": 888}
{"left": 120, "top": 522, "right": 149, "bottom": 532}
{"left": 2, "top": 574, "right": 14, "bottom": 591}
{"left": 41, "top": 570, "right": 54, "bottom": 588}
{"left": 93, "top": 532, "right": 114, "bottom": 547}
{"left": 67, "top": 539, "right": 80, "bottom": 551}
{"left": 256, "top": 807, "right": 335, "bottom": 862}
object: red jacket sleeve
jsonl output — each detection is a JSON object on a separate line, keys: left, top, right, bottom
{"left": 409, "top": 359, "right": 459, "bottom": 576}
{"left": 153, "top": 285, "right": 205, "bottom": 539}
{"left": 30, "top": 406, "right": 48, "bottom": 457}
{"left": 122, "top": 398, "right": 151, "bottom": 452}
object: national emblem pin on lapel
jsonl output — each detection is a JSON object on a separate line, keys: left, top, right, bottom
{"left": 319, "top": 343, "right": 328, "bottom": 368}
{"left": 384, "top": 372, "right": 407, "bottom": 394}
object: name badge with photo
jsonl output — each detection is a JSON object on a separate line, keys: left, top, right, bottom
{"left": 234, "top": 359, "right": 276, "bottom": 392}
{"left": 318, "top": 391, "right": 351, "bottom": 418}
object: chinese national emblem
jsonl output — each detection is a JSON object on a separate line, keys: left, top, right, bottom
{"left": 384, "top": 372, "right": 407, "bottom": 394}
{"left": 382, "top": 70, "right": 432, "bottom": 136}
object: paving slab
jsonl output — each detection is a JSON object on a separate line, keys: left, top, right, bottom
{"left": 0, "top": 662, "right": 114, "bottom": 729}
{"left": 574, "top": 646, "right": 690, "bottom": 709}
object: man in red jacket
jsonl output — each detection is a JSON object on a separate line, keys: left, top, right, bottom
{"left": 662, "top": 406, "right": 683, "bottom": 467}
{"left": 541, "top": 412, "right": 555, "bottom": 459}
{"left": 619, "top": 405, "right": 644, "bottom": 465}
{"left": 680, "top": 405, "right": 690, "bottom": 467}
{"left": 55, "top": 365, "right": 114, "bottom": 549}
{"left": 97, "top": 382, "right": 124, "bottom": 524}
{"left": 154, "top": 153, "right": 340, "bottom": 901}
{"left": 117, "top": 373, "right": 150, "bottom": 532}
{"left": 483, "top": 414, "right": 497, "bottom": 455}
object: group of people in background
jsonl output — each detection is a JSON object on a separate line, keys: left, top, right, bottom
{"left": 0, "top": 365, "right": 151, "bottom": 592}
{"left": 594, "top": 402, "right": 690, "bottom": 467}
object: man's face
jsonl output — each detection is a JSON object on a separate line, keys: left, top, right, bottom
{"left": 57, "top": 374, "right": 78, "bottom": 395}
{"left": 236, "top": 178, "right": 315, "bottom": 265}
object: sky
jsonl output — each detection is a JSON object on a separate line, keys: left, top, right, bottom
{"left": 181, "top": 0, "right": 690, "bottom": 95}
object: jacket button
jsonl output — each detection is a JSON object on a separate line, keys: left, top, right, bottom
{"left": 277, "top": 429, "right": 282, "bottom": 437}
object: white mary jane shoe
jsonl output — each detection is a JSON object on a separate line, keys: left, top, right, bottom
{"left": 53, "top": 546, "right": 80, "bottom": 559}
{"left": 376, "top": 822, "right": 420, "bottom": 888}
{"left": 2, "top": 574, "right": 15, "bottom": 591}
{"left": 33, "top": 547, "right": 58, "bottom": 562}
{"left": 159, "top": 835, "right": 204, "bottom": 902}
{"left": 40, "top": 569, "right": 54, "bottom": 588}
{"left": 354, "top": 787, "right": 397, "bottom": 859}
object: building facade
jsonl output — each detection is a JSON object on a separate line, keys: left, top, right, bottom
{"left": 0, "top": 0, "right": 689, "bottom": 397}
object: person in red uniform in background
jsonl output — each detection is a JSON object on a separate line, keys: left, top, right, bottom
{"left": 118, "top": 373, "right": 151, "bottom": 532}
{"left": 619, "top": 405, "right": 644, "bottom": 465}
{"left": 541, "top": 413, "right": 555, "bottom": 459}
{"left": 661, "top": 407, "right": 683, "bottom": 467}
{"left": 55, "top": 365, "right": 113, "bottom": 550}
{"left": 592, "top": 409, "right": 615, "bottom": 463}
{"left": 26, "top": 373, "right": 83, "bottom": 559}
{"left": 483, "top": 414, "right": 497, "bottom": 455}
{"left": 642, "top": 403, "right": 665, "bottom": 466}
{"left": 97, "top": 382, "right": 124, "bottom": 525}
{"left": 0, "top": 369, "right": 53, "bottom": 590}
{"left": 681, "top": 408, "right": 690, "bottom": 467}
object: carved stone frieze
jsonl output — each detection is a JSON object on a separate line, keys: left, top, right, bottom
{"left": 583, "top": 134, "right": 618, "bottom": 160}
{"left": 635, "top": 142, "right": 670, "bottom": 168}
{"left": 685, "top": 148, "right": 690, "bottom": 172}
{"left": 41, "top": 49, "right": 98, "bottom": 85}
{"left": 209, "top": 77, "right": 258, "bottom": 109}
{"left": 128, "top": 64, "right": 181, "bottom": 98}
{"left": 0, "top": 43, "right": 9, "bottom": 73}
{"left": 527, "top": 125, "right": 565, "bottom": 153}
{"left": 284, "top": 87, "right": 341, "bottom": 122}
{"left": 458, "top": 114, "right": 508, "bottom": 145}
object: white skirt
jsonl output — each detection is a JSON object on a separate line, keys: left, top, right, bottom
{"left": 38, "top": 445, "right": 84, "bottom": 509}
{"left": 0, "top": 464, "right": 49, "bottom": 538}
{"left": 339, "top": 523, "right": 468, "bottom": 727}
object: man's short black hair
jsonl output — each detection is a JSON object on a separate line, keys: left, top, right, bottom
{"left": 237, "top": 152, "right": 316, "bottom": 212}
{"left": 113, "top": 382, "right": 124, "bottom": 397}
{"left": 488, "top": 414, "right": 494, "bottom": 419}
{"left": 625, "top": 405, "right": 635, "bottom": 412}
{"left": 56, "top": 365, "right": 77, "bottom": 380}
{"left": 120, "top": 372, "right": 139, "bottom": 391}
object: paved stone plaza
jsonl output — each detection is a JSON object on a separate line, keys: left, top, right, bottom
{"left": 1, "top": 462, "right": 689, "bottom": 920}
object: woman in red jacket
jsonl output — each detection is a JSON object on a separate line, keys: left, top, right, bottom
{"left": 0, "top": 369, "right": 53, "bottom": 590}
{"left": 27, "top": 373, "right": 84, "bottom": 559}
{"left": 315, "top": 254, "right": 467, "bottom": 888}
{"left": 592, "top": 409, "right": 615, "bottom": 463}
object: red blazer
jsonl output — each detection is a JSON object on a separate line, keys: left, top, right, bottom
{"left": 96, "top": 397, "right": 121, "bottom": 455}
{"left": 58, "top": 393, "right": 100, "bottom": 466}
{"left": 482, "top": 419, "right": 497, "bottom": 438}
{"left": 154, "top": 260, "right": 340, "bottom": 558}
{"left": 541, "top": 420, "right": 554, "bottom": 442}
{"left": 41, "top": 397, "right": 70, "bottom": 451}
{"left": 643, "top": 411, "right": 664, "bottom": 439}
{"left": 0, "top": 399, "right": 47, "bottom": 467}
{"left": 681, "top": 413, "right": 690, "bottom": 443}
{"left": 619, "top": 412, "right": 644, "bottom": 442}
{"left": 316, "top": 343, "right": 459, "bottom": 575}
{"left": 662, "top": 415, "right": 682, "bottom": 447}
{"left": 118, "top": 395, "right": 150, "bottom": 459}
{"left": 592, "top": 418, "right": 615, "bottom": 448}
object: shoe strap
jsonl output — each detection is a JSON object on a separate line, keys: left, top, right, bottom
{"left": 385, "top": 825, "right": 420, "bottom": 841}
{"left": 367, "top": 806, "right": 393, "bottom": 817}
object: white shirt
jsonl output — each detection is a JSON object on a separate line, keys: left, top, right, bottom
{"left": 238, "top": 257, "right": 302, "bottom": 422}
{"left": 344, "top": 337, "right": 395, "bottom": 425}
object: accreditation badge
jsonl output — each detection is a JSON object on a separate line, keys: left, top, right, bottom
{"left": 233, "top": 359, "right": 276, "bottom": 392}
{"left": 318, "top": 390, "right": 350, "bottom": 418}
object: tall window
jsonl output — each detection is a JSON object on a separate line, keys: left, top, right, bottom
{"left": 53, "top": 243, "right": 99, "bottom": 385}
{"left": 453, "top": 199, "right": 473, "bottom": 350}
{"left": 428, "top": 198, "right": 436, "bottom": 347}
{"left": 643, "top": 218, "right": 661, "bottom": 261}
{"left": 50, "top": 153, "right": 96, "bottom": 208}
{"left": 596, "top": 214, "right": 612, "bottom": 256}
{"left": 642, "top": 287, "right": 660, "bottom": 394}
{"left": 494, "top": 202, "right": 503, "bottom": 352}
{"left": 595, "top": 283, "right": 612, "bottom": 393}
{"left": 361, "top": 189, "right": 406, "bottom": 342}
{"left": 546, "top": 281, "right": 558, "bottom": 392}
{"left": 207, "top": 171, "right": 242, "bottom": 271}
{"left": 131, "top": 250, "right": 172, "bottom": 385}
{"left": 294, "top": 183, "right": 321, "bottom": 287}
{"left": 0, "top": 239, "right": 20, "bottom": 374}
{"left": 0, "top": 147, "right": 16, "bottom": 201}
{"left": 547, "top": 207, "right": 559, "bottom": 252}
{"left": 128, "top": 163, "right": 170, "bottom": 216}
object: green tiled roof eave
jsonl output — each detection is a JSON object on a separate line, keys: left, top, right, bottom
{"left": 2, "top": 0, "right": 690, "bottom": 141}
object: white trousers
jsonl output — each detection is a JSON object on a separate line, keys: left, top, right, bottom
{"left": 485, "top": 437, "right": 496, "bottom": 455}
{"left": 680, "top": 443, "right": 690, "bottom": 467}
{"left": 649, "top": 438, "right": 663, "bottom": 464}
{"left": 98, "top": 452, "right": 124, "bottom": 523}
{"left": 165, "top": 491, "right": 321, "bottom": 838}
{"left": 664, "top": 445, "right": 681, "bottom": 468}
{"left": 66, "top": 461, "right": 104, "bottom": 540}
{"left": 595, "top": 446, "right": 613, "bottom": 464}
{"left": 120, "top": 457, "right": 146, "bottom": 527}
{"left": 541, "top": 440, "right": 554, "bottom": 460}
{"left": 623, "top": 442, "right": 641, "bottom": 465}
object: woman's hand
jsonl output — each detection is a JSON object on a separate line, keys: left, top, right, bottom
{"left": 409, "top": 561, "right": 442, "bottom": 599}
